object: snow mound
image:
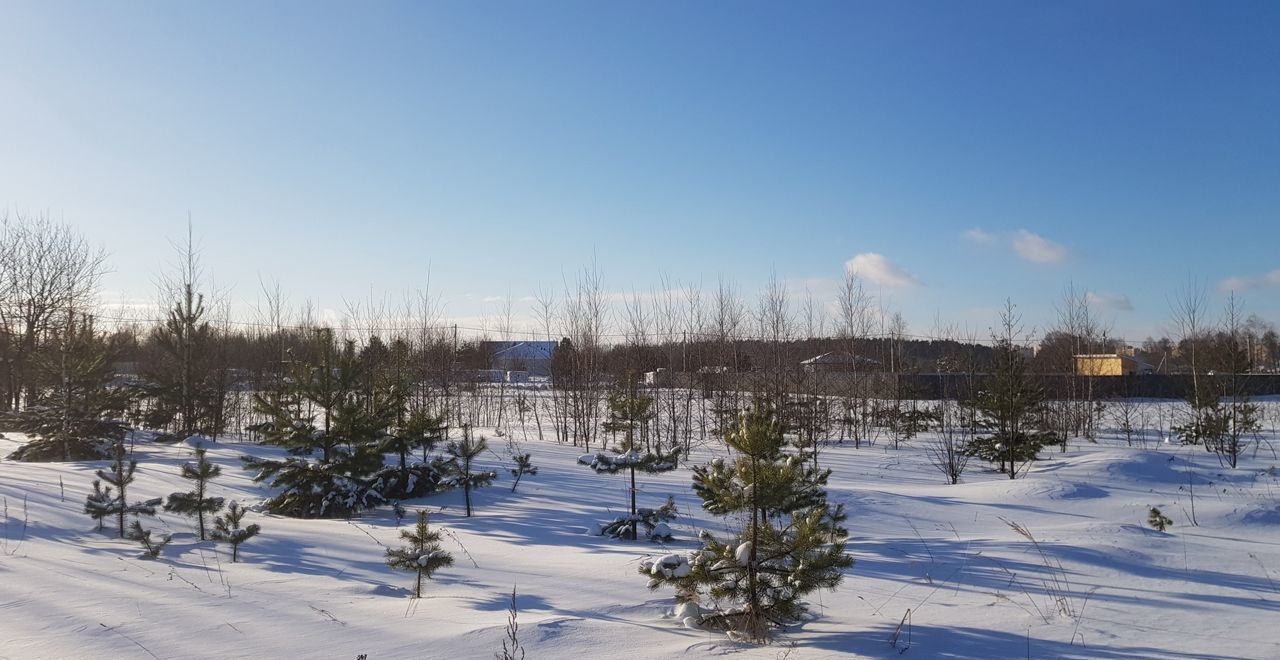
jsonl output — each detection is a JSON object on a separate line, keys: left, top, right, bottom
{"left": 183, "top": 435, "right": 214, "bottom": 449}
{"left": 1106, "top": 452, "right": 1186, "bottom": 485}
{"left": 1055, "top": 483, "right": 1108, "bottom": 500}
{"left": 1241, "top": 504, "right": 1280, "bottom": 525}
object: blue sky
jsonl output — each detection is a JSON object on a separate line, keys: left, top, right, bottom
{"left": 2, "top": 1, "right": 1277, "bottom": 342}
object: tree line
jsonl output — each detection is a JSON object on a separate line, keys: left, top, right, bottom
{"left": 2, "top": 214, "right": 1272, "bottom": 476}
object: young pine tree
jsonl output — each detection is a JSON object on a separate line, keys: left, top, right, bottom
{"left": 144, "top": 228, "right": 222, "bottom": 440}
{"left": 243, "top": 336, "right": 398, "bottom": 518}
{"left": 1213, "top": 300, "right": 1261, "bottom": 468}
{"left": 1148, "top": 506, "right": 1173, "bottom": 533}
{"left": 84, "top": 480, "right": 116, "bottom": 531}
{"left": 642, "top": 404, "right": 851, "bottom": 643}
{"left": 383, "top": 409, "right": 447, "bottom": 471}
{"left": 581, "top": 379, "right": 679, "bottom": 540}
{"left": 94, "top": 443, "right": 162, "bottom": 538}
{"left": 967, "top": 302, "right": 1054, "bottom": 479}
{"left": 211, "top": 501, "right": 261, "bottom": 562}
{"left": 509, "top": 452, "right": 538, "bottom": 493}
{"left": 443, "top": 431, "right": 496, "bottom": 517}
{"left": 369, "top": 408, "right": 449, "bottom": 500}
{"left": 164, "top": 448, "right": 225, "bottom": 540}
{"left": 6, "top": 311, "right": 132, "bottom": 462}
{"left": 127, "top": 519, "right": 172, "bottom": 558}
{"left": 385, "top": 510, "right": 453, "bottom": 597}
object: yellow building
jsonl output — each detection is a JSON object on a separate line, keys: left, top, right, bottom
{"left": 1074, "top": 353, "right": 1151, "bottom": 376}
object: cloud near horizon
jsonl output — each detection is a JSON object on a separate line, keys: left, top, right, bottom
{"left": 963, "top": 227, "right": 996, "bottom": 244}
{"left": 1084, "top": 291, "right": 1134, "bottom": 312}
{"left": 845, "top": 253, "right": 922, "bottom": 289}
{"left": 1219, "top": 269, "right": 1280, "bottom": 293}
{"left": 1011, "top": 230, "right": 1069, "bottom": 264}
{"left": 964, "top": 228, "right": 1069, "bottom": 264}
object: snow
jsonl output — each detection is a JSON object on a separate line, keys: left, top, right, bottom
{"left": 2, "top": 398, "right": 1280, "bottom": 658}
{"left": 646, "top": 554, "right": 691, "bottom": 579}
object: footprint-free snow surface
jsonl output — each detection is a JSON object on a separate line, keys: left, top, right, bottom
{"left": 2, "top": 417, "right": 1279, "bottom": 659}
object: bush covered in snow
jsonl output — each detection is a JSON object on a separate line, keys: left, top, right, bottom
{"left": 367, "top": 460, "right": 448, "bottom": 501}
{"left": 596, "top": 496, "right": 678, "bottom": 541}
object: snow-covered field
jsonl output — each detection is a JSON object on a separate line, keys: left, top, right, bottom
{"left": 3, "top": 407, "right": 1280, "bottom": 659}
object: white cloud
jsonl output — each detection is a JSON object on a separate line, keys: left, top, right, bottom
{"left": 962, "top": 228, "right": 1069, "bottom": 264}
{"left": 1010, "top": 230, "right": 1069, "bottom": 264}
{"left": 844, "top": 253, "right": 921, "bottom": 289}
{"left": 1085, "top": 291, "right": 1133, "bottom": 312}
{"left": 963, "top": 227, "right": 996, "bottom": 244}
{"left": 1219, "top": 269, "right": 1280, "bottom": 293}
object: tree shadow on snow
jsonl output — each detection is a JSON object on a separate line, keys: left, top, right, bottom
{"left": 852, "top": 532, "right": 1280, "bottom": 616}
{"left": 810, "top": 622, "right": 1249, "bottom": 659}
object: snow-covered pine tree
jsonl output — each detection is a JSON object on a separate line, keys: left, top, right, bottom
{"left": 126, "top": 519, "right": 171, "bottom": 558}
{"left": 385, "top": 510, "right": 453, "bottom": 598}
{"left": 370, "top": 408, "right": 448, "bottom": 500}
{"left": 581, "top": 380, "right": 679, "bottom": 540}
{"left": 242, "top": 334, "right": 397, "bottom": 518}
{"left": 443, "top": 430, "right": 496, "bottom": 517}
{"left": 211, "top": 501, "right": 260, "bottom": 562}
{"left": 641, "top": 404, "right": 851, "bottom": 643}
{"left": 95, "top": 443, "right": 162, "bottom": 538}
{"left": 164, "top": 447, "right": 225, "bottom": 540}
{"left": 6, "top": 311, "right": 131, "bottom": 462}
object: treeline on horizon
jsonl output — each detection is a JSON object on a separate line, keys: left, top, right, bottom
{"left": 3, "top": 214, "right": 1279, "bottom": 444}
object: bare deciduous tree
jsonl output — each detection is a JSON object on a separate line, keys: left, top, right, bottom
{"left": 0, "top": 213, "right": 106, "bottom": 411}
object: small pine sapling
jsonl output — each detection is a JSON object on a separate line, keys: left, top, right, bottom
{"left": 164, "top": 447, "right": 225, "bottom": 540}
{"left": 96, "top": 443, "right": 162, "bottom": 538}
{"left": 211, "top": 501, "right": 261, "bottom": 562}
{"left": 443, "top": 432, "right": 496, "bottom": 517}
{"left": 1148, "top": 507, "right": 1173, "bottom": 532}
{"left": 582, "top": 377, "right": 679, "bottom": 540}
{"left": 84, "top": 480, "right": 116, "bottom": 531}
{"left": 385, "top": 510, "right": 453, "bottom": 597}
{"left": 369, "top": 409, "right": 450, "bottom": 500}
{"left": 504, "top": 437, "right": 535, "bottom": 488}
{"left": 579, "top": 444, "right": 679, "bottom": 541}
{"left": 643, "top": 405, "right": 852, "bottom": 643}
{"left": 127, "top": 520, "right": 172, "bottom": 558}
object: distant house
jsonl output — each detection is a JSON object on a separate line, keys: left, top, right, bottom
{"left": 1075, "top": 353, "right": 1153, "bottom": 376}
{"left": 800, "top": 352, "right": 878, "bottom": 374}
{"left": 480, "top": 340, "right": 558, "bottom": 377}
{"left": 643, "top": 368, "right": 670, "bottom": 387}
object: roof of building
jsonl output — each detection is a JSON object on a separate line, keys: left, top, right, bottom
{"left": 801, "top": 351, "right": 879, "bottom": 366}
{"left": 487, "top": 341, "right": 557, "bottom": 361}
